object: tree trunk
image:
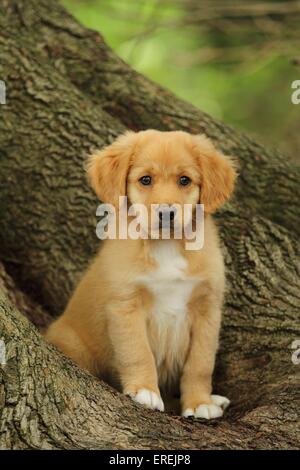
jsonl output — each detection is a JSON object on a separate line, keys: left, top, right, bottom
{"left": 0, "top": 0, "right": 299, "bottom": 450}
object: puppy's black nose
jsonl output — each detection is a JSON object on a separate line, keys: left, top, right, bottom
{"left": 158, "top": 209, "right": 176, "bottom": 221}
{"left": 158, "top": 206, "right": 177, "bottom": 226}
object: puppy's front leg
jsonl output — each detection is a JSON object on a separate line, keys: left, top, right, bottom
{"left": 108, "top": 299, "right": 164, "bottom": 412}
{"left": 181, "top": 296, "right": 229, "bottom": 419}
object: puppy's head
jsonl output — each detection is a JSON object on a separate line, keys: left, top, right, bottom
{"left": 88, "top": 130, "right": 237, "bottom": 236}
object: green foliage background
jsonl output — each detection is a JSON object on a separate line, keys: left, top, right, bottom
{"left": 62, "top": 0, "right": 300, "bottom": 160}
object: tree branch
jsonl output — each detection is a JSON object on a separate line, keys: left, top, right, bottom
{"left": 0, "top": 0, "right": 299, "bottom": 450}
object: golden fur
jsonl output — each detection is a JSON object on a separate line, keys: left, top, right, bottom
{"left": 46, "top": 130, "right": 237, "bottom": 418}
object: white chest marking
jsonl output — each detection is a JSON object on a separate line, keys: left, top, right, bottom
{"left": 137, "top": 241, "right": 199, "bottom": 383}
{"left": 141, "top": 241, "right": 198, "bottom": 316}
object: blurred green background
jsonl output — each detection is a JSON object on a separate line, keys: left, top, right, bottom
{"left": 62, "top": 0, "right": 300, "bottom": 160}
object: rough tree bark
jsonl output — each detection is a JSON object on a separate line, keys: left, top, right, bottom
{"left": 0, "top": 0, "right": 299, "bottom": 450}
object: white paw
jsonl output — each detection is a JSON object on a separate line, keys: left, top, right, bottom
{"left": 182, "top": 395, "right": 230, "bottom": 419}
{"left": 211, "top": 394, "right": 230, "bottom": 410}
{"left": 125, "top": 388, "right": 164, "bottom": 412}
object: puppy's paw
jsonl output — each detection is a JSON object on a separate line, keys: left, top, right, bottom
{"left": 125, "top": 388, "right": 164, "bottom": 412}
{"left": 211, "top": 394, "right": 230, "bottom": 410}
{"left": 182, "top": 395, "right": 230, "bottom": 419}
{"left": 182, "top": 403, "right": 223, "bottom": 419}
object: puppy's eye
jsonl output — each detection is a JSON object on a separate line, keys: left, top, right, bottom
{"left": 179, "top": 176, "right": 191, "bottom": 186}
{"left": 139, "top": 175, "right": 152, "bottom": 186}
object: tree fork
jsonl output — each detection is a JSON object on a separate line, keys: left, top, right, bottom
{"left": 0, "top": 0, "right": 299, "bottom": 450}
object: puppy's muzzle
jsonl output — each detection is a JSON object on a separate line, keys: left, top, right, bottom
{"left": 157, "top": 205, "right": 177, "bottom": 229}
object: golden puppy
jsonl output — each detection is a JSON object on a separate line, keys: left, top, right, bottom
{"left": 46, "top": 130, "right": 237, "bottom": 419}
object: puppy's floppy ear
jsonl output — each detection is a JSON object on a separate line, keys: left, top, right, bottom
{"left": 191, "top": 134, "right": 237, "bottom": 213}
{"left": 87, "top": 131, "right": 138, "bottom": 206}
